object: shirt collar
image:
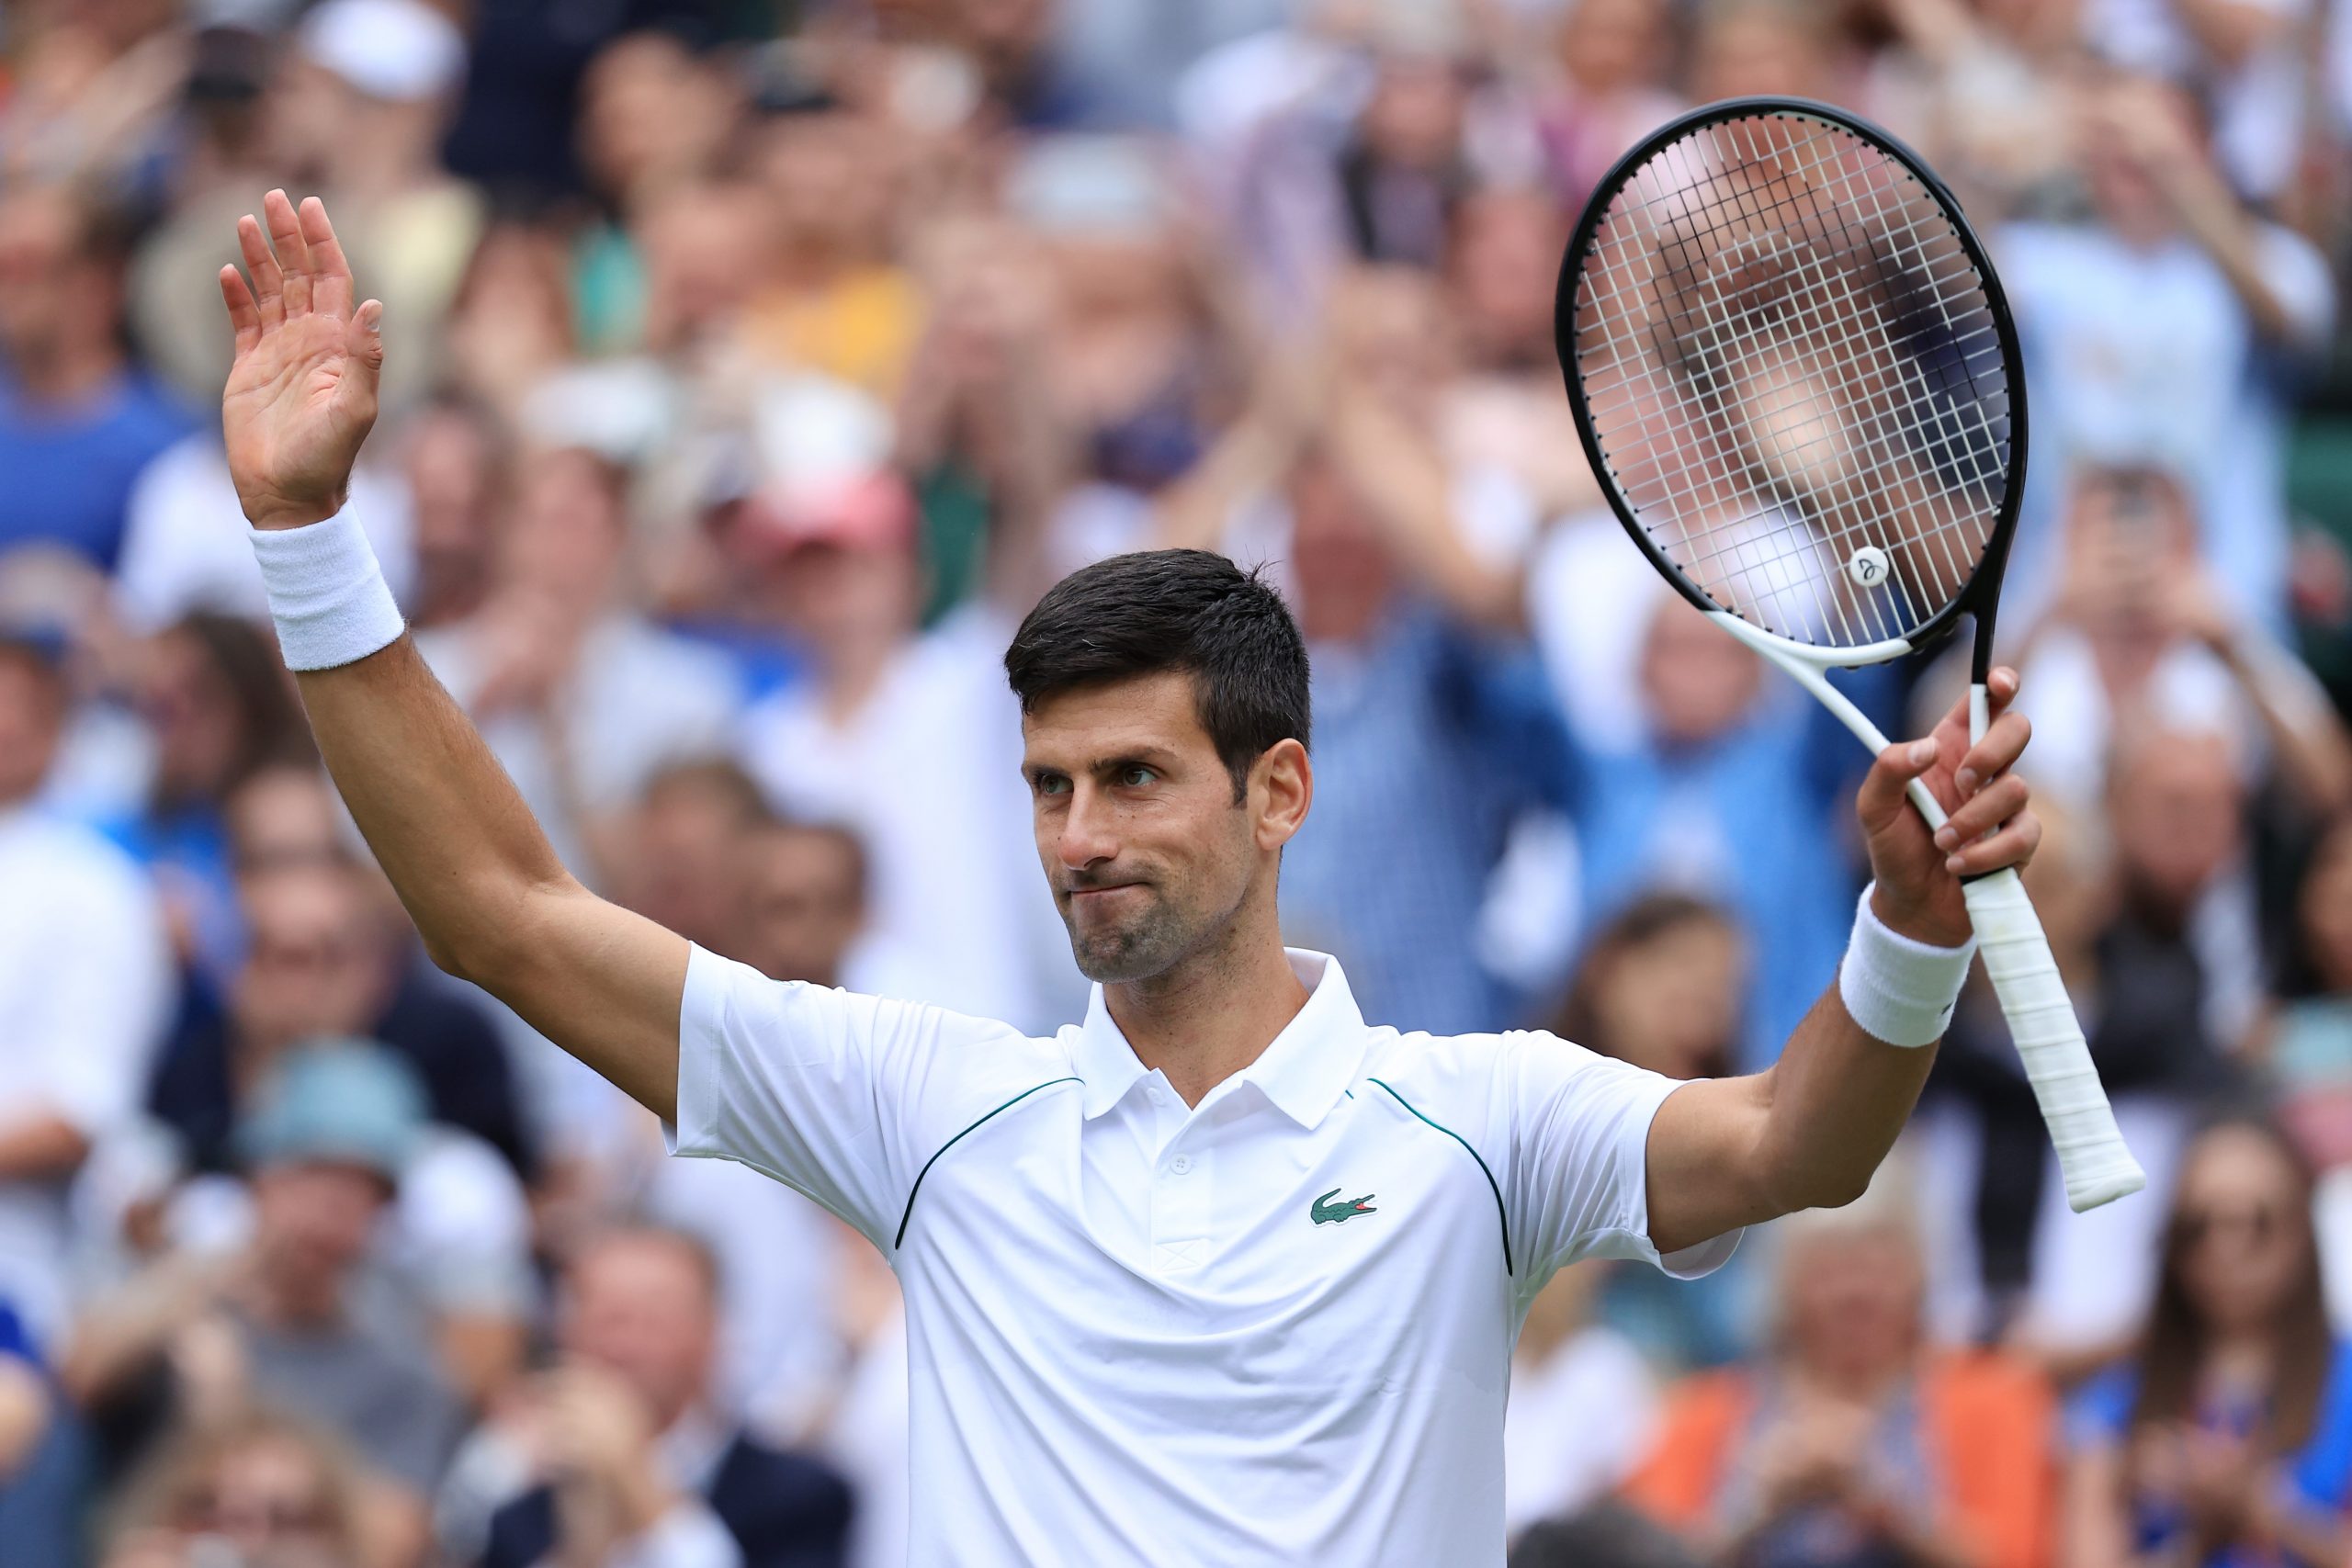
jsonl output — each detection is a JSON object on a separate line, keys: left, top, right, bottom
{"left": 1071, "top": 948, "right": 1367, "bottom": 1130}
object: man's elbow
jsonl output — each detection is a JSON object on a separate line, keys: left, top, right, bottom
{"left": 1762, "top": 1152, "right": 1879, "bottom": 1218}
{"left": 418, "top": 877, "right": 582, "bottom": 990}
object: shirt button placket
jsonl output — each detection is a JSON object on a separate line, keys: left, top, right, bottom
{"left": 1153, "top": 1138, "right": 1212, "bottom": 1274}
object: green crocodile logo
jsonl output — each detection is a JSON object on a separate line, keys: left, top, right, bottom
{"left": 1311, "top": 1188, "right": 1377, "bottom": 1225}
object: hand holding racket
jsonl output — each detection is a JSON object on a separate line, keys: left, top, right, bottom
{"left": 1556, "top": 98, "right": 2145, "bottom": 1212}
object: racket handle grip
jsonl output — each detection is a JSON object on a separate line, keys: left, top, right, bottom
{"left": 1961, "top": 867, "right": 2145, "bottom": 1212}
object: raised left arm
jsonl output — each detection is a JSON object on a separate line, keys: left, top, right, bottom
{"left": 1645, "top": 669, "right": 2041, "bottom": 1254}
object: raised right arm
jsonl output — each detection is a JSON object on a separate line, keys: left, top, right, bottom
{"left": 221, "top": 191, "right": 685, "bottom": 1119}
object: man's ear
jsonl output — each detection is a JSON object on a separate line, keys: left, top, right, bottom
{"left": 1251, "top": 739, "right": 1312, "bottom": 852}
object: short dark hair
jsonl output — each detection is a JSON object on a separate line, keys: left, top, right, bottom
{"left": 1004, "top": 550, "right": 1310, "bottom": 802}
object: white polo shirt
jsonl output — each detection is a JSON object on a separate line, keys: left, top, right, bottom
{"left": 672, "top": 945, "right": 1737, "bottom": 1566}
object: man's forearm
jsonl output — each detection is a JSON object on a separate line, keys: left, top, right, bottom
{"left": 293, "top": 636, "right": 570, "bottom": 978}
{"left": 1750, "top": 987, "right": 1939, "bottom": 1214}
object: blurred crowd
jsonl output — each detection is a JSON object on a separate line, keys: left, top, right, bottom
{"left": 7, "top": 0, "right": 2352, "bottom": 1564}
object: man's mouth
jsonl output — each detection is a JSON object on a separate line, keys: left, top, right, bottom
{"left": 1067, "top": 882, "right": 1146, "bottom": 903}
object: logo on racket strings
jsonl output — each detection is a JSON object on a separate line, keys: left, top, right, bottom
{"left": 1848, "top": 546, "right": 1892, "bottom": 589}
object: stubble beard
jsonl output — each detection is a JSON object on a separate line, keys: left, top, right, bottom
{"left": 1064, "top": 887, "right": 1194, "bottom": 984}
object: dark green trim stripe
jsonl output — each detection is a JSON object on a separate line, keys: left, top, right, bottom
{"left": 894, "top": 1077, "right": 1080, "bottom": 1249}
{"left": 1367, "top": 1077, "right": 1512, "bottom": 1275}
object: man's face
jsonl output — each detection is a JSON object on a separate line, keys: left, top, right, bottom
{"left": 1639, "top": 597, "right": 1761, "bottom": 746}
{"left": 250, "top": 1160, "right": 386, "bottom": 1304}
{"left": 0, "top": 190, "right": 84, "bottom": 364}
{"left": 1023, "top": 671, "right": 1287, "bottom": 983}
{"left": 739, "top": 827, "right": 865, "bottom": 986}
{"left": 560, "top": 1235, "right": 718, "bottom": 1431}
{"left": 233, "top": 871, "right": 384, "bottom": 1053}
{"left": 2109, "top": 734, "right": 2243, "bottom": 909}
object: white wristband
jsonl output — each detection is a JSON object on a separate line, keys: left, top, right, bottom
{"left": 249, "top": 504, "right": 404, "bottom": 671}
{"left": 1838, "top": 884, "right": 1977, "bottom": 1047}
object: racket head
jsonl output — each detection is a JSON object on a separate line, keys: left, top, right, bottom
{"left": 1555, "top": 96, "right": 2027, "bottom": 665}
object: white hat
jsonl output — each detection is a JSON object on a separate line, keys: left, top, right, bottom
{"left": 300, "top": 0, "right": 468, "bottom": 103}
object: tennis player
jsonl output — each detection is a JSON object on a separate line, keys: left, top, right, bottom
{"left": 219, "top": 193, "right": 2041, "bottom": 1564}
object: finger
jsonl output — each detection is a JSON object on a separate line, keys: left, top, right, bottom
{"left": 348, "top": 299, "right": 385, "bottom": 391}
{"left": 1943, "top": 810, "right": 2041, "bottom": 878}
{"left": 1856, "top": 736, "right": 1938, "bottom": 833}
{"left": 263, "top": 189, "right": 311, "bottom": 316}
{"left": 219, "top": 265, "right": 261, "bottom": 352}
{"left": 1932, "top": 773, "right": 2030, "bottom": 852}
{"left": 236, "top": 214, "right": 283, "bottom": 324}
{"left": 1956, "top": 711, "right": 2031, "bottom": 798}
{"left": 298, "top": 196, "right": 354, "bottom": 318}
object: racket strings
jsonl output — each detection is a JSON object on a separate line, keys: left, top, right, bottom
{"left": 1572, "top": 113, "right": 2010, "bottom": 648}
{"left": 1648, "top": 125, "right": 1993, "bottom": 637}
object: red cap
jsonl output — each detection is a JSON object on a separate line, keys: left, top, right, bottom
{"left": 741, "top": 469, "right": 918, "bottom": 558}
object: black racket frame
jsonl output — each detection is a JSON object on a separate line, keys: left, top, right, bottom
{"left": 1553, "top": 95, "right": 2029, "bottom": 682}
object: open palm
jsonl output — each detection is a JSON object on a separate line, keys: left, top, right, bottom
{"left": 219, "top": 190, "right": 384, "bottom": 530}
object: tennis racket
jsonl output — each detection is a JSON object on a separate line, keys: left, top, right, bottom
{"left": 1554, "top": 96, "right": 2144, "bottom": 1212}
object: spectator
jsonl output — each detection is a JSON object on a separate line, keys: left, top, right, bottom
{"left": 1915, "top": 796, "right": 2119, "bottom": 1346}
{"left": 734, "top": 468, "right": 1072, "bottom": 1030}
{"left": 1554, "top": 894, "right": 1747, "bottom": 1086}
{"left": 116, "top": 613, "right": 313, "bottom": 992}
{"left": 627, "top": 795, "right": 860, "bottom": 1448}
{"left": 735, "top": 818, "right": 878, "bottom": 992}
{"left": 100, "top": 1408, "right": 377, "bottom": 1568}
{"left": 148, "top": 854, "right": 537, "bottom": 1191}
{"left": 457, "top": 1226, "right": 854, "bottom": 1568}
{"left": 2012, "top": 462, "right": 2352, "bottom": 819}
{"left": 571, "top": 32, "right": 745, "bottom": 360}
{"left": 66, "top": 1043, "right": 465, "bottom": 1561}
{"left": 1505, "top": 1258, "right": 1657, "bottom": 1539}
{"left": 1153, "top": 265, "right": 1557, "bottom": 1031}
{"left": 0, "top": 181, "right": 191, "bottom": 570}
{"left": 1624, "top": 1168, "right": 2054, "bottom": 1568}
{"left": 1441, "top": 187, "right": 1598, "bottom": 522}
{"left": 0, "top": 614, "right": 174, "bottom": 1347}
{"left": 2062, "top": 1115, "right": 2352, "bottom": 1568}
{"left": 1999, "top": 75, "right": 2335, "bottom": 628}
{"left": 615, "top": 760, "right": 775, "bottom": 955}
{"left": 399, "top": 392, "right": 510, "bottom": 634}
{"left": 1560, "top": 592, "right": 1883, "bottom": 1067}
{"left": 738, "top": 102, "right": 922, "bottom": 402}
{"left": 416, "top": 444, "right": 743, "bottom": 886}
{"left": 1218, "top": 17, "right": 1490, "bottom": 317}
{"left": 1534, "top": 0, "right": 1682, "bottom": 208}
{"left": 1552, "top": 895, "right": 1759, "bottom": 1371}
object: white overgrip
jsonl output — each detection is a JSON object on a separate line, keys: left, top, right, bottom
{"left": 1961, "top": 867, "right": 2145, "bottom": 1211}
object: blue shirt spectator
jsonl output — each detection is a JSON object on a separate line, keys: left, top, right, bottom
{"left": 2068, "top": 1344, "right": 2352, "bottom": 1568}
{"left": 0, "top": 365, "right": 191, "bottom": 570}
{"left": 1555, "top": 600, "right": 1896, "bottom": 1069}
{"left": 0, "top": 184, "right": 192, "bottom": 571}
{"left": 1281, "top": 605, "right": 1573, "bottom": 1034}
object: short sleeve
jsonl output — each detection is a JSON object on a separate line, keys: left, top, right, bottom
{"left": 1503, "top": 1033, "right": 1744, "bottom": 1287}
{"left": 669, "top": 944, "right": 1028, "bottom": 1248}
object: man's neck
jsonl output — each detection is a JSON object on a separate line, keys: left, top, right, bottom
{"left": 1104, "top": 915, "right": 1311, "bottom": 1107}
{"left": 9, "top": 336, "right": 120, "bottom": 406}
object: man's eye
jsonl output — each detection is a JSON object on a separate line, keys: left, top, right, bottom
{"left": 1118, "top": 766, "right": 1157, "bottom": 788}
{"left": 1035, "top": 774, "right": 1070, "bottom": 796}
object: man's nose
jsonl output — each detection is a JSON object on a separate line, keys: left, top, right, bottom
{"left": 1056, "top": 783, "right": 1119, "bottom": 871}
